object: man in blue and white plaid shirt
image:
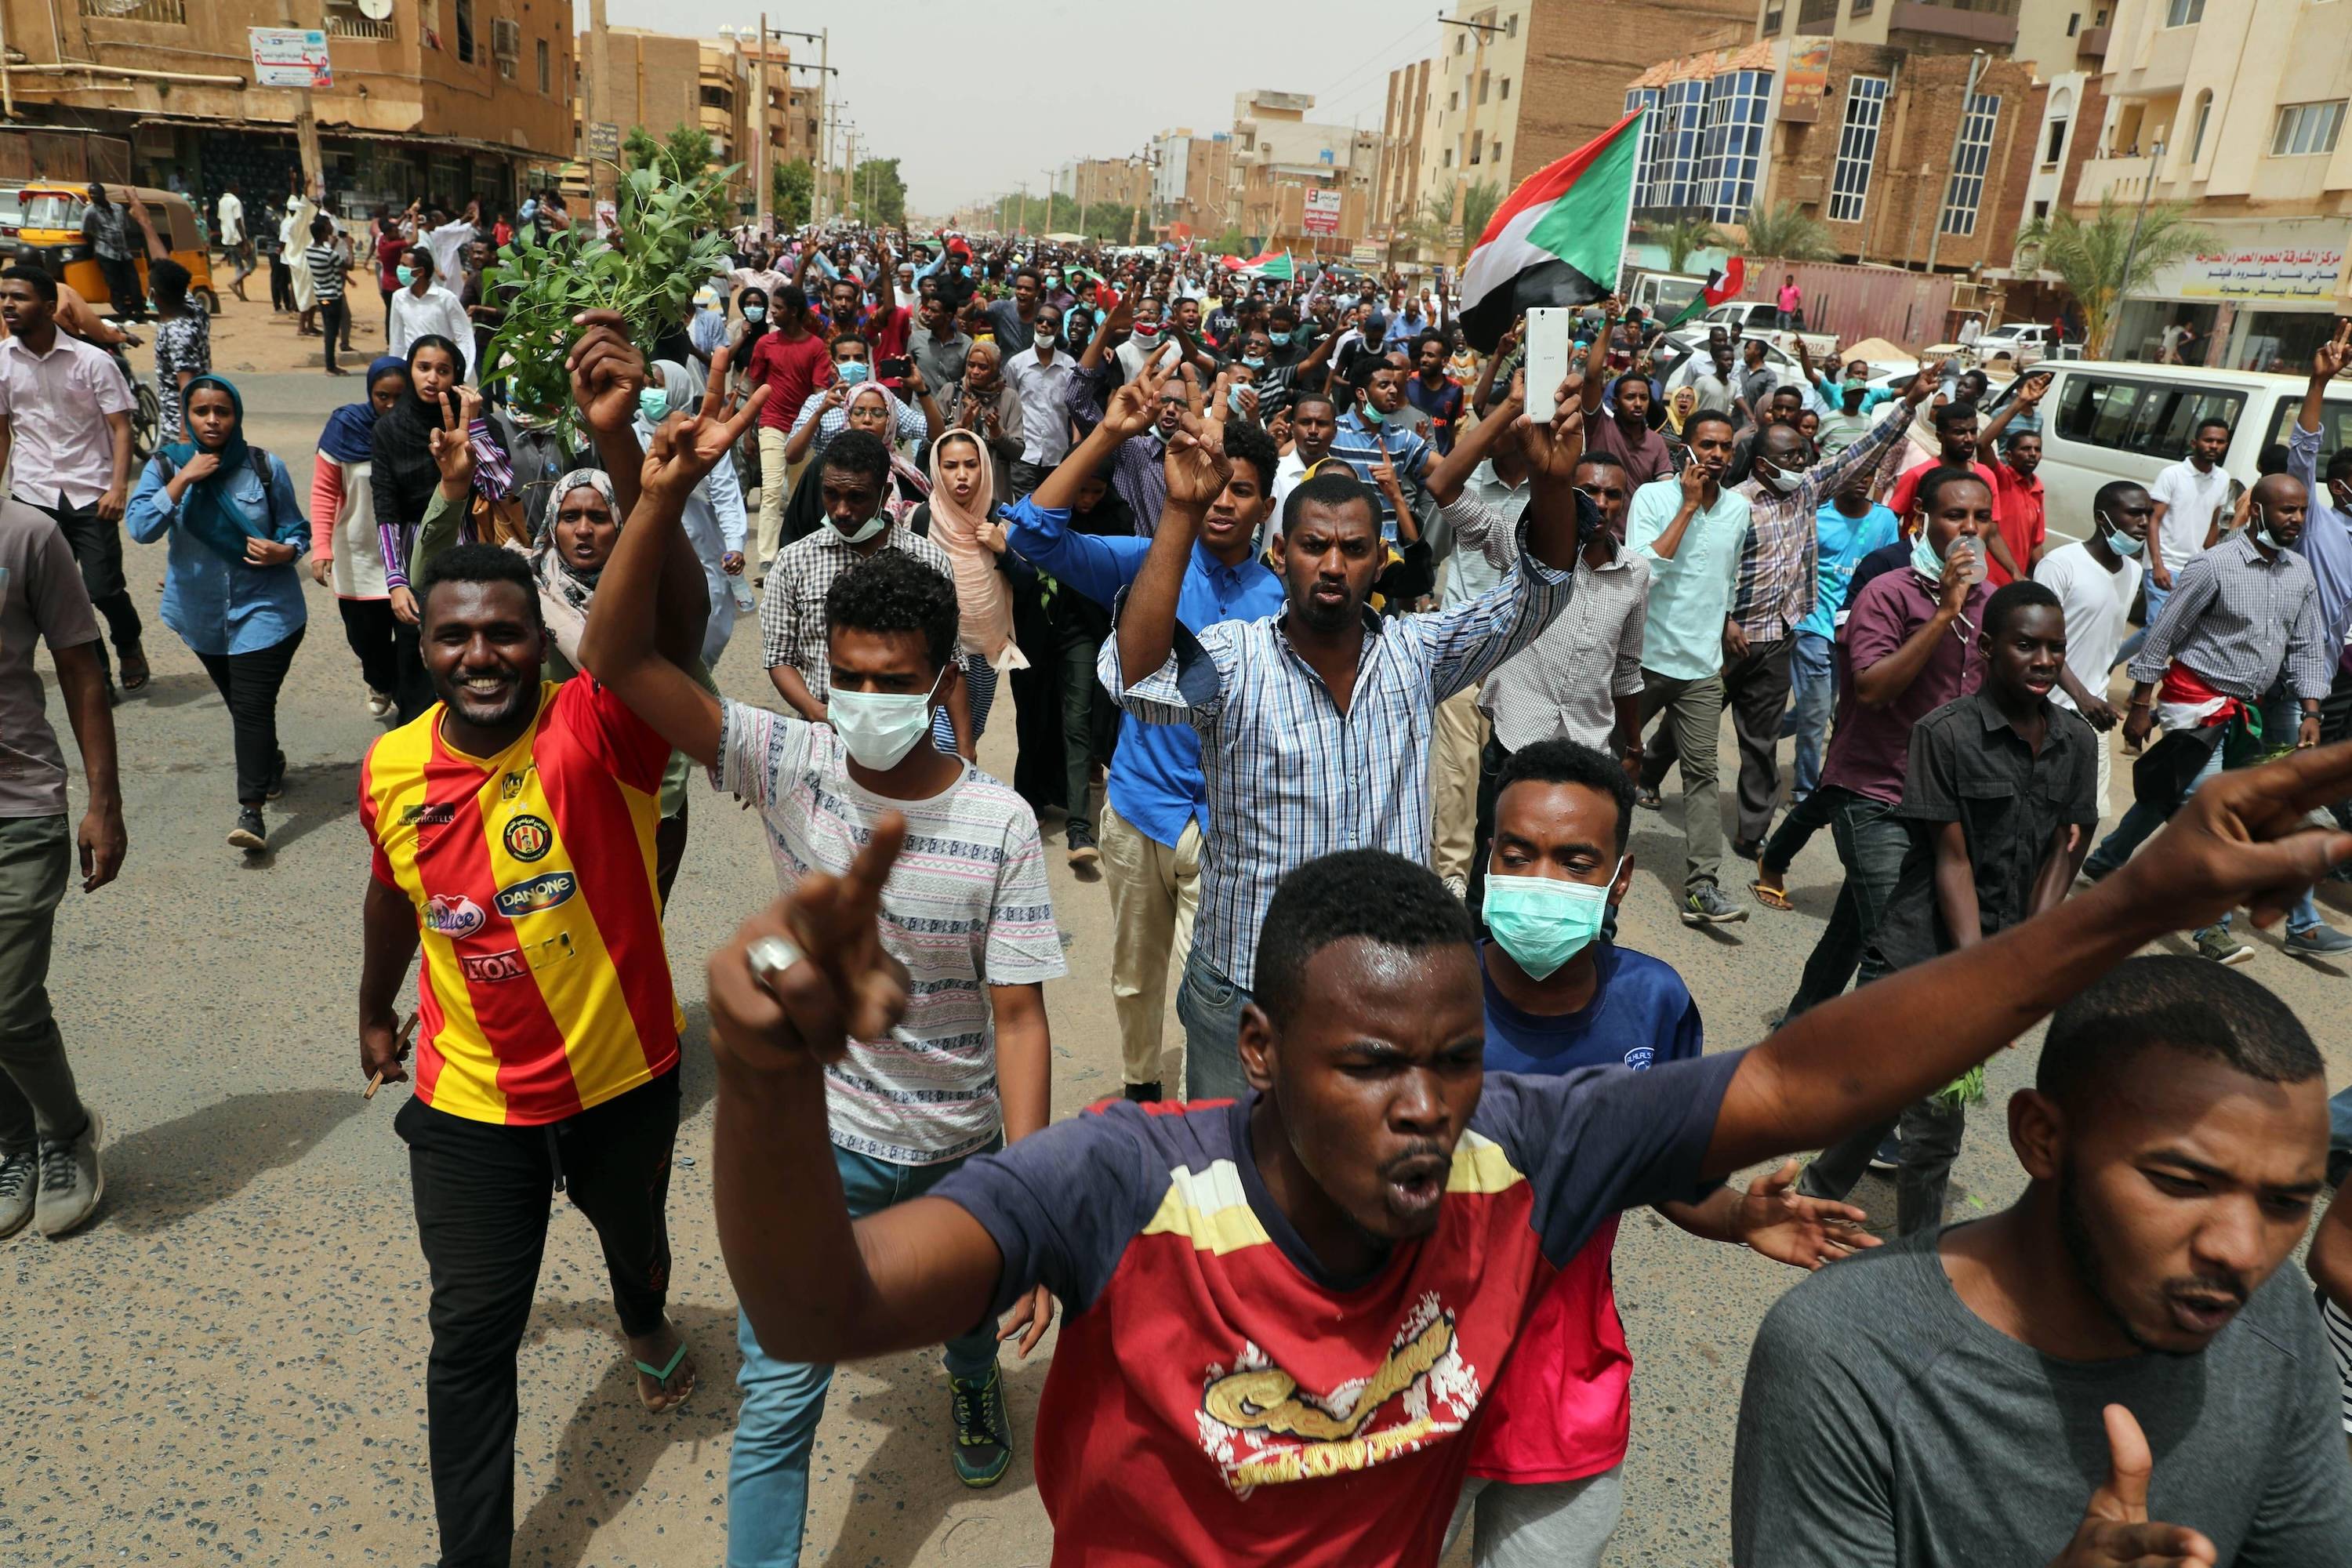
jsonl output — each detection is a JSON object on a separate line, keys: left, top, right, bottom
{"left": 1103, "top": 360, "right": 1596, "bottom": 1098}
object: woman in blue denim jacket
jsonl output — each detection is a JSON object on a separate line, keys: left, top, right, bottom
{"left": 128, "top": 373, "right": 309, "bottom": 855}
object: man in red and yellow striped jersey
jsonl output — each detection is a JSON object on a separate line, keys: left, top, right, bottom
{"left": 354, "top": 314, "right": 735, "bottom": 1567}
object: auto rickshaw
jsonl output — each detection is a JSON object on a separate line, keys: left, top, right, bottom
{"left": 12, "top": 181, "right": 220, "bottom": 318}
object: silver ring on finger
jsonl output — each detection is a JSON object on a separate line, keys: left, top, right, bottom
{"left": 745, "top": 934, "right": 804, "bottom": 987}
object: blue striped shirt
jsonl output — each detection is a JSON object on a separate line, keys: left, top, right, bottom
{"left": 1327, "top": 408, "right": 1431, "bottom": 541}
{"left": 1101, "top": 514, "right": 1579, "bottom": 990}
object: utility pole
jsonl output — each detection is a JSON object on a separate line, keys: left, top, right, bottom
{"left": 752, "top": 13, "right": 768, "bottom": 238}
{"left": 1922, "top": 50, "right": 1988, "bottom": 276}
{"left": 587, "top": 0, "right": 616, "bottom": 205}
{"left": 278, "top": 0, "right": 322, "bottom": 190}
{"left": 1017, "top": 181, "right": 1029, "bottom": 236}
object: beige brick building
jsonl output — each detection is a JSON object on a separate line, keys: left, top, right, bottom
{"left": 0, "top": 0, "right": 572, "bottom": 210}
{"left": 1149, "top": 128, "right": 1235, "bottom": 240}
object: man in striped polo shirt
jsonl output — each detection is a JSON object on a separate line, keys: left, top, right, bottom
{"left": 302, "top": 215, "right": 351, "bottom": 376}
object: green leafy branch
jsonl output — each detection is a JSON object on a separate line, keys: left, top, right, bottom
{"left": 483, "top": 162, "right": 740, "bottom": 427}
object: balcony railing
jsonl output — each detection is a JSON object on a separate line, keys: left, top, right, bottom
{"left": 325, "top": 9, "right": 395, "bottom": 39}
{"left": 78, "top": 0, "right": 185, "bottom": 20}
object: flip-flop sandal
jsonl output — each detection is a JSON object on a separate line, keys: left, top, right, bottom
{"left": 1635, "top": 788, "right": 1662, "bottom": 811}
{"left": 117, "top": 651, "right": 150, "bottom": 691}
{"left": 1750, "top": 861, "right": 1795, "bottom": 912}
{"left": 633, "top": 1338, "right": 695, "bottom": 1411}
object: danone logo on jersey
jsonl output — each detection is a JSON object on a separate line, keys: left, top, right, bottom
{"left": 495, "top": 871, "right": 577, "bottom": 918}
{"left": 1196, "top": 1292, "right": 1482, "bottom": 1494}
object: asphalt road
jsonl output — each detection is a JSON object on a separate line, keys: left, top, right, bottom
{"left": 9, "top": 365, "right": 2349, "bottom": 1567}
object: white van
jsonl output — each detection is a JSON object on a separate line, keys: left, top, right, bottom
{"left": 2018, "top": 360, "right": 2352, "bottom": 542}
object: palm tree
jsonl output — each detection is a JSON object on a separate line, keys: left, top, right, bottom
{"left": 1646, "top": 214, "right": 1722, "bottom": 274}
{"left": 2020, "top": 197, "right": 2211, "bottom": 358}
{"left": 1737, "top": 200, "right": 1835, "bottom": 262}
{"left": 1410, "top": 180, "right": 1504, "bottom": 260}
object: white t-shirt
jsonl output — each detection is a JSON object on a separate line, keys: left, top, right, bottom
{"left": 713, "top": 699, "right": 1068, "bottom": 1166}
{"left": 2033, "top": 540, "right": 2141, "bottom": 713}
{"left": 2147, "top": 456, "right": 2233, "bottom": 572}
{"left": 1271, "top": 447, "right": 1310, "bottom": 510}
{"left": 216, "top": 191, "right": 245, "bottom": 246}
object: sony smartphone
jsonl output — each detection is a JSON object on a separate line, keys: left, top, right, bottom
{"left": 1523, "top": 307, "right": 1571, "bottom": 423}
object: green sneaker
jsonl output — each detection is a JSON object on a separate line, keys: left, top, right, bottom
{"left": 2194, "top": 927, "right": 2253, "bottom": 967}
{"left": 949, "top": 1363, "right": 1013, "bottom": 1487}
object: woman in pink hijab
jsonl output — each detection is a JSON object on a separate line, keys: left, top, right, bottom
{"left": 920, "top": 426, "right": 1028, "bottom": 755}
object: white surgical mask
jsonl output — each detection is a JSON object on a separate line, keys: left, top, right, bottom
{"left": 1759, "top": 459, "right": 1805, "bottom": 495}
{"left": 829, "top": 511, "right": 887, "bottom": 545}
{"left": 826, "top": 666, "right": 947, "bottom": 771}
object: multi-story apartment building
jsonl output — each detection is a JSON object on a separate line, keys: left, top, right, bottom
{"left": 2069, "top": 0, "right": 2350, "bottom": 366}
{"left": 1229, "top": 89, "right": 1381, "bottom": 248}
{"left": 0, "top": 0, "right": 572, "bottom": 211}
{"left": 1149, "top": 127, "right": 1233, "bottom": 239}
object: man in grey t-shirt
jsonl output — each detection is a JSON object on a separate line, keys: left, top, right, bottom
{"left": 1734, "top": 954, "right": 2352, "bottom": 1566}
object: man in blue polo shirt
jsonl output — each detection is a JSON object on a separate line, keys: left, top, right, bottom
{"left": 1000, "top": 370, "right": 1285, "bottom": 1102}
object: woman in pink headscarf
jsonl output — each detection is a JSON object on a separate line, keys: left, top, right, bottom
{"left": 920, "top": 425, "right": 1028, "bottom": 755}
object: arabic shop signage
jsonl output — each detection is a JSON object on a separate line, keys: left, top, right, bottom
{"left": 2143, "top": 220, "right": 2350, "bottom": 304}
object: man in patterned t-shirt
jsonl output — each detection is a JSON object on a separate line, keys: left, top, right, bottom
{"left": 575, "top": 390, "right": 1065, "bottom": 1564}
{"left": 699, "top": 740, "right": 2352, "bottom": 1567}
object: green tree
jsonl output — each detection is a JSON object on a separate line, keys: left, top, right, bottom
{"left": 1646, "top": 214, "right": 1724, "bottom": 274}
{"left": 1214, "top": 225, "right": 1248, "bottom": 256}
{"left": 2019, "top": 196, "right": 2211, "bottom": 358}
{"left": 1737, "top": 200, "right": 1835, "bottom": 262}
{"left": 771, "top": 158, "right": 813, "bottom": 228}
{"left": 662, "top": 125, "right": 715, "bottom": 177}
{"left": 849, "top": 157, "right": 907, "bottom": 227}
{"left": 1409, "top": 180, "right": 1503, "bottom": 260}
{"left": 620, "top": 125, "right": 662, "bottom": 173}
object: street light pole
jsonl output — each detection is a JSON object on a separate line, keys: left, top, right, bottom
{"left": 2109, "top": 139, "right": 2168, "bottom": 357}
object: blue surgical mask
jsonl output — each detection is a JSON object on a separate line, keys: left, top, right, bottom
{"left": 1909, "top": 528, "right": 1947, "bottom": 580}
{"left": 2096, "top": 510, "right": 2145, "bottom": 557}
{"left": 1243, "top": 355, "right": 1267, "bottom": 370}
{"left": 829, "top": 509, "right": 887, "bottom": 545}
{"left": 837, "top": 360, "right": 869, "bottom": 385}
{"left": 826, "top": 666, "right": 946, "bottom": 770}
{"left": 1229, "top": 384, "right": 1254, "bottom": 417}
{"left": 1483, "top": 862, "right": 1622, "bottom": 980}
{"left": 2256, "top": 525, "right": 2286, "bottom": 550}
{"left": 742, "top": 304, "right": 766, "bottom": 321}
{"left": 1359, "top": 404, "right": 1385, "bottom": 426}
{"left": 637, "top": 387, "right": 668, "bottom": 423}
{"left": 395, "top": 265, "right": 416, "bottom": 285}
{"left": 1270, "top": 331, "right": 1292, "bottom": 347}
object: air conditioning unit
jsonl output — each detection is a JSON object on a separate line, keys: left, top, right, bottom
{"left": 492, "top": 18, "right": 521, "bottom": 60}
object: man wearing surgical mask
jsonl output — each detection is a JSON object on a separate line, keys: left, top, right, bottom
{"left": 1448, "top": 738, "right": 1873, "bottom": 1568}
{"left": 1004, "top": 303, "right": 1074, "bottom": 495}
{"left": 581, "top": 483, "right": 1068, "bottom": 1558}
{"left": 2032, "top": 480, "right": 2150, "bottom": 819}
{"left": 760, "top": 429, "right": 959, "bottom": 735}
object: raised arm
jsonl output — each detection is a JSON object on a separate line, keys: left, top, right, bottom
{"left": 575, "top": 353, "right": 767, "bottom": 767}
{"left": 1581, "top": 302, "right": 1618, "bottom": 416}
{"left": 1116, "top": 365, "right": 1230, "bottom": 685}
{"left": 1852, "top": 554, "right": 1976, "bottom": 708}
{"left": 1703, "top": 743, "right": 2352, "bottom": 1176}
{"left": 1426, "top": 368, "right": 1523, "bottom": 507}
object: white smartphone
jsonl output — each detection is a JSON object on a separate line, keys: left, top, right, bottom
{"left": 1523, "top": 307, "right": 1572, "bottom": 423}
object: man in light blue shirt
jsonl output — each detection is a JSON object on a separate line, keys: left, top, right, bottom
{"left": 1627, "top": 408, "right": 1752, "bottom": 924}
{"left": 1791, "top": 474, "right": 1900, "bottom": 801}
{"left": 1000, "top": 387, "right": 1285, "bottom": 1102}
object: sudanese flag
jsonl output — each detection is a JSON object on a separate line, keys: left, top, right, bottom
{"left": 1458, "top": 108, "right": 1644, "bottom": 353}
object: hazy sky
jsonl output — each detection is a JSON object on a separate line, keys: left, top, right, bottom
{"left": 599, "top": 0, "right": 1444, "bottom": 213}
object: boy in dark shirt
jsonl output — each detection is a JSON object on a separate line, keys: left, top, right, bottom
{"left": 1802, "top": 580, "right": 2100, "bottom": 1233}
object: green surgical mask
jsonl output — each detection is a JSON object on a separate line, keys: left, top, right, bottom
{"left": 637, "top": 387, "right": 669, "bottom": 423}
{"left": 1483, "top": 862, "right": 1622, "bottom": 980}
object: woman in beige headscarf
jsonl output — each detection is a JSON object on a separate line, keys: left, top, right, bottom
{"left": 921, "top": 426, "right": 1028, "bottom": 756}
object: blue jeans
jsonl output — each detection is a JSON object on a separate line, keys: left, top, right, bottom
{"left": 1177, "top": 951, "right": 1254, "bottom": 1102}
{"left": 2332, "top": 1084, "right": 2352, "bottom": 1158}
{"left": 929, "top": 650, "right": 999, "bottom": 755}
{"left": 2085, "top": 730, "right": 2323, "bottom": 935}
{"left": 1788, "top": 630, "right": 1835, "bottom": 801}
{"left": 727, "top": 1142, "right": 1001, "bottom": 1567}
{"left": 2115, "top": 577, "right": 2169, "bottom": 670}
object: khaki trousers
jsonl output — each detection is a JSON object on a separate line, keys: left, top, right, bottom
{"left": 755, "top": 426, "right": 804, "bottom": 573}
{"left": 1101, "top": 800, "right": 1202, "bottom": 1089}
{"left": 1431, "top": 684, "right": 1488, "bottom": 886}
